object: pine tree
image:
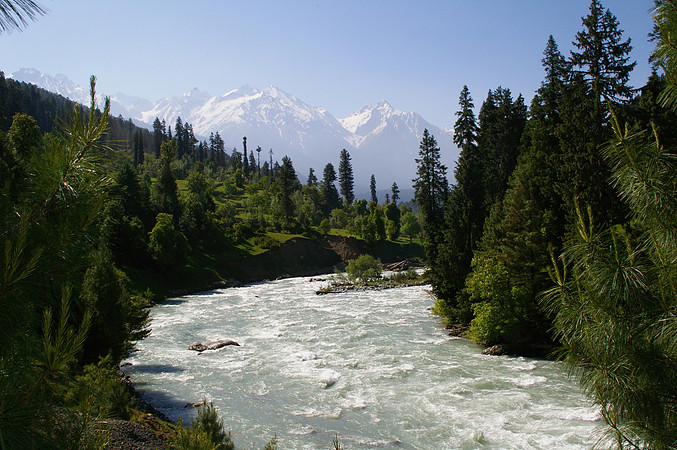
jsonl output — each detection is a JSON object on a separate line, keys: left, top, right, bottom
{"left": 321, "top": 163, "right": 340, "bottom": 215}
{"left": 413, "top": 129, "right": 448, "bottom": 278}
{"left": 453, "top": 85, "right": 479, "bottom": 150}
{"left": 152, "top": 117, "right": 164, "bottom": 159}
{"left": 370, "top": 174, "right": 377, "bottom": 204}
{"left": 209, "top": 132, "right": 225, "bottom": 166}
{"left": 0, "top": 78, "right": 149, "bottom": 446}
{"left": 174, "top": 117, "right": 184, "bottom": 159}
{"left": 541, "top": 4, "right": 677, "bottom": 445}
{"left": 278, "top": 156, "right": 299, "bottom": 228}
{"left": 338, "top": 148, "right": 355, "bottom": 206}
{"left": 434, "top": 86, "right": 483, "bottom": 320}
{"left": 558, "top": 0, "right": 636, "bottom": 227}
{"left": 390, "top": 182, "right": 400, "bottom": 205}
{"left": 544, "top": 113, "right": 677, "bottom": 449}
{"left": 571, "top": 0, "right": 636, "bottom": 124}
{"left": 307, "top": 167, "right": 317, "bottom": 186}
{"left": 562, "top": 1, "right": 635, "bottom": 227}
{"left": 414, "top": 129, "right": 448, "bottom": 224}
{"left": 256, "top": 146, "right": 262, "bottom": 173}
{"left": 242, "top": 137, "right": 249, "bottom": 179}
{"left": 151, "top": 140, "right": 180, "bottom": 220}
{"left": 248, "top": 150, "right": 256, "bottom": 178}
{"left": 477, "top": 87, "right": 527, "bottom": 209}
{"left": 0, "top": 0, "right": 46, "bottom": 33}
{"left": 458, "top": 37, "right": 570, "bottom": 339}
{"left": 451, "top": 84, "right": 483, "bottom": 241}
{"left": 132, "top": 129, "right": 144, "bottom": 168}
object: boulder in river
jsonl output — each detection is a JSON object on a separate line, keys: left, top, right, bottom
{"left": 184, "top": 401, "right": 206, "bottom": 408}
{"left": 188, "top": 340, "right": 240, "bottom": 352}
{"left": 482, "top": 345, "right": 506, "bottom": 356}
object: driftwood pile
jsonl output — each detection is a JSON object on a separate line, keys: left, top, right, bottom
{"left": 382, "top": 260, "right": 410, "bottom": 271}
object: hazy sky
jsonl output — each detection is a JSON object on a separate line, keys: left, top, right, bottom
{"left": 1, "top": 1, "right": 656, "bottom": 128}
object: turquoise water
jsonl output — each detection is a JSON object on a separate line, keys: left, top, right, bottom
{"left": 123, "top": 276, "right": 602, "bottom": 449}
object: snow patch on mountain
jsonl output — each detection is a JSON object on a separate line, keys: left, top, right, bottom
{"left": 9, "top": 68, "right": 458, "bottom": 190}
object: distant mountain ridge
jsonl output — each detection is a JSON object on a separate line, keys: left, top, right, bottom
{"left": 9, "top": 68, "right": 458, "bottom": 190}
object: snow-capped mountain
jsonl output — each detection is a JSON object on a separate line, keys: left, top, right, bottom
{"left": 9, "top": 68, "right": 89, "bottom": 103}
{"left": 139, "top": 87, "right": 212, "bottom": 126}
{"left": 9, "top": 69, "right": 458, "bottom": 190}
{"left": 340, "top": 100, "right": 454, "bottom": 185}
{"left": 108, "top": 92, "right": 153, "bottom": 121}
{"left": 8, "top": 68, "right": 153, "bottom": 126}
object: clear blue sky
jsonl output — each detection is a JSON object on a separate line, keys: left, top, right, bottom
{"left": 1, "top": 0, "right": 656, "bottom": 128}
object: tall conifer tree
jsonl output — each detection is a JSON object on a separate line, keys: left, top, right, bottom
{"left": 152, "top": 117, "right": 164, "bottom": 159}
{"left": 571, "top": 0, "right": 636, "bottom": 123}
{"left": 370, "top": 174, "right": 377, "bottom": 204}
{"left": 433, "top": 86, "right": 483, "bottom": 319}
{"left": 338, "top": 148, "right": 355, "bottom": 206}
{"left": 321, "top": 163, "right": 340, "bottom": 215}
{"left": 242, "top": 137, "right": 249, "bottom": 179}
{"left": 307, "top": 167, "right": 317, "bottom": 186}
{"left": 390, "top": 182, "right": 400, "bottom": 205}
{"left": 278, "top": 156, "right": 298, "bottom": 228}
{"left": 175, "top": 117, "right": 184, "bottom": 159}
{"left": 413, "top": 129, "right": 448, "bottom": 288}
{"left": 477, "top": 87, "right": 527, "bottom": 209}
{"left": 559, "top": 0, "right": 635, "bottom": 226}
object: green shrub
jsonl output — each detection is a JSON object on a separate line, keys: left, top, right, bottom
{"left": 318, "top": 218, "right": 331, "bottom": 234}
{"left": 173, "top": 400, "right": 235, "bottom": 450}
{"left": 345, "top": 254, "right": 382, "bottom": 282}
{"left": 389, "top": 268, "right": 420, "bottom": 284}
{"left": 464, "top": 256, "right": 527, "bottom": 345}
{"left": 468, "top": 300, "right": 520, "bottom": 346}
{"left": 263, "top": 435, "right": 279, "bottom": 450}
{"left": 173, "top": 417, "right": 217, "bottom": 450}
{"left": 66, "top": 355, "right": 133, "bottom": 420}
{"left": 253, "top": 234, "right": 280, "bottom": 249}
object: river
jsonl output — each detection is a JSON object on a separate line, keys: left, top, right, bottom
{"left": 122, "top": 275, "right": 603, "bottom": 449}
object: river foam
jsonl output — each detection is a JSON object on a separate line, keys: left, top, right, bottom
{"left": 123, "top": 275, "right": 602, "bottom": 449}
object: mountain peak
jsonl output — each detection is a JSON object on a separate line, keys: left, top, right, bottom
{"left": 180, "top": 87, "right": 211, "bottom": 100}
{"left": 237, "top": 84, "right": 259, "bottom": 95}
{"left": 10, "top": 68, "right": 88, "bottom": 103}
{"left": 9, "top": 68, "right": 457, "bottom": 190}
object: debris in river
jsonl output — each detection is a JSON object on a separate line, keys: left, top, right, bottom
{"left": 188, "top": 340, "right": 240, "bottom": 352}
{"left": 184, "top": 401, "right": 206, "bottom": 408}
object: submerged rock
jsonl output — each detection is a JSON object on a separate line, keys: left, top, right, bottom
{"left": 184, "top": 401, "right": 206, "bottom": 408}
{"left": 446, "top": 324, "right": 469, "bottom": 337}
{"left": 188, "top": 339, "right": 240, "bottom": 352}
{"left": 482, "top": 345, "right": 506, "bottom": 356}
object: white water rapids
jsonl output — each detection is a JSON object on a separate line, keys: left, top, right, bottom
{"left": 122, "top": 275, "right": 603, "bottom": 449}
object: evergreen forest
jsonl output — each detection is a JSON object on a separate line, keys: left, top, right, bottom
{"left": 1, "top": 0, "right": 676, "bottom": 448}
{"left": 412, "top": 1, "right": 677, "bottom": 446}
